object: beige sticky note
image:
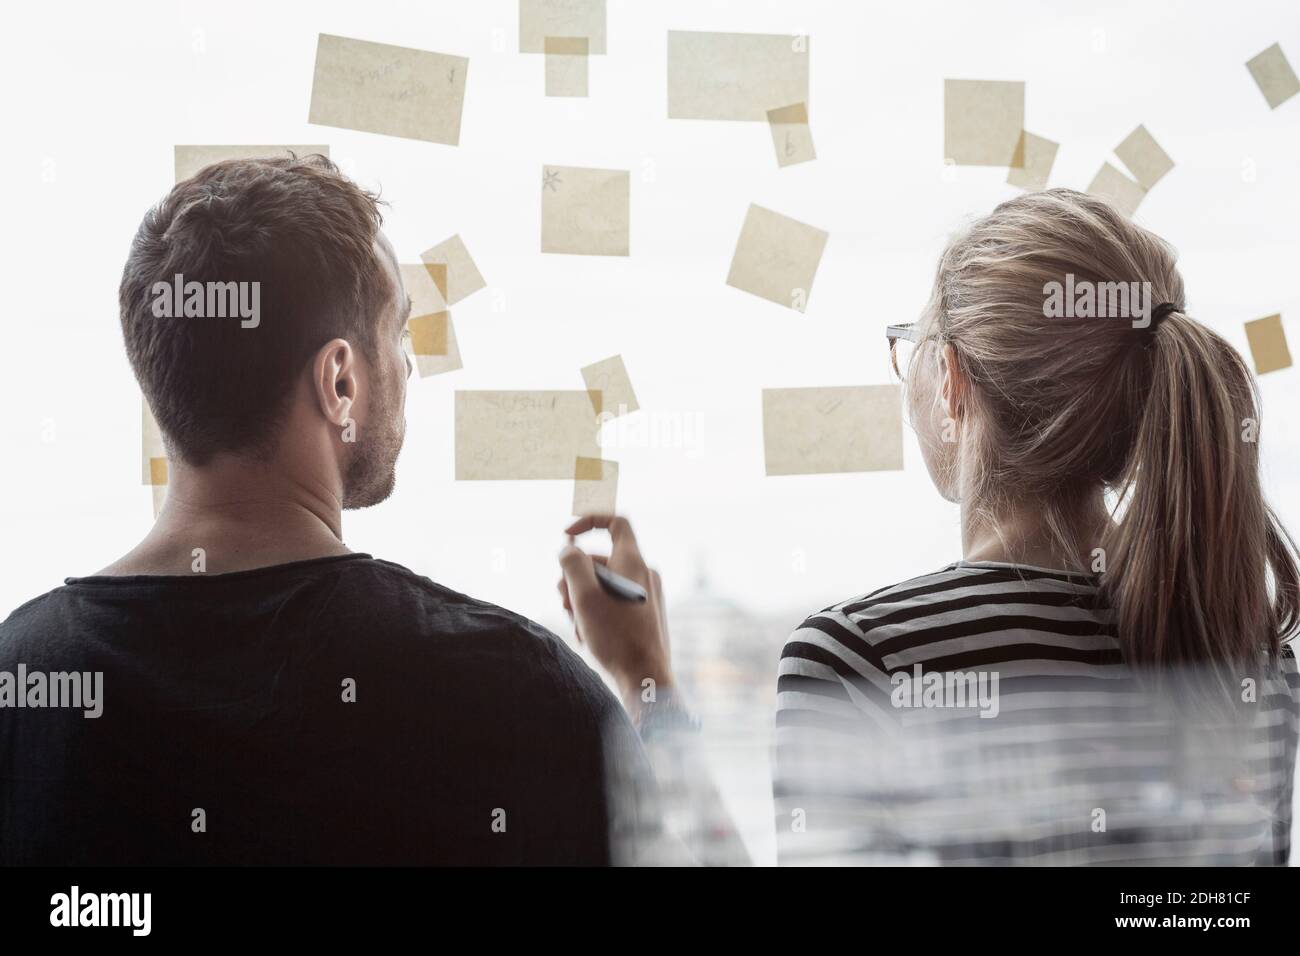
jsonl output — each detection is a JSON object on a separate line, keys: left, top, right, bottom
{"left": 403, "top": 311, "right": 463, "bottom": 377}
{"left": 141, "top": 399, "right": 166, "bottom": 485}
{"left": 308, "top": 34, "right": 468, "bottom": 146}
{"left": 409, "top": 311, "right": 450, "bottom": 356}
{"left": 1087, "top": 162, "right": 1147, "bottom": 218}
{"left": 520, "top": 0, "right": 606, "bottom": 55}
{"left": 762, "top": 385, "right": 903, "bottom": 476}
{"left": 148, "top": 456, "right": 169, "bottom": 486}
{"left": 1115, "top": 125, "right": 1174, "bottom": 190}
{"left": 151, "top": 482, "right": 168, "bottom": 519}
{"left": 943, "top": 79, "right": 1025, "bottom": 167}
{"left": 768, "top": 103, "right": 816, "bottom": 167}
{"left": 174, "top": 145, "right": 330, "bottom": 184}
{"left": 541, "top": 165, "right": 630, "bottom": 256}
{"left": 726, "top": 204, "right": 828, "bottom": 312}
{"left": 1246, "top": 43, "right": 1300, "bottom": 109}
{"left": 1005, "top": 132, "right": 1058, "bottom": 191}
{"left": 1244, "top": 314, "right": 1292, "bottom": 375}
{"left": 667, "top": 31, "right": 810, "bottom": 121}
{"left": 455, "top": 391, "right": 602, "bottom": 479}
{"left": 419, "top": 235, "right": 485, "bottom": 304}
{"left": 400, "top": 263, "right": 448, "bottom": 319}
{"left": 545, "top": 36, "right": 589, "bottom": 97}
{"left": 572, "top": 458, "right": 618, "bottom": 516}
{"left": 581, "top": 354, "right": 638, "bottom": 417}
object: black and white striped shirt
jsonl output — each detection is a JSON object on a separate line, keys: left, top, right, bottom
{"left": 774, "top": 561, "right": 1300, "bottom": 866}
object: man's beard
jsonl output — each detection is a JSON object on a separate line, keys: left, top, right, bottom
{"left": 341, "top": 385, "right": 404, "bottom": 510}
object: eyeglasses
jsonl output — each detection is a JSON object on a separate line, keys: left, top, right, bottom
{"left": 886, "top": 323, "right": 922, "bottom": 381}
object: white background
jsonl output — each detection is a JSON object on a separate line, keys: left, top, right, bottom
{"left": 2, "top": 0, "right": 1298, "bottom": 860}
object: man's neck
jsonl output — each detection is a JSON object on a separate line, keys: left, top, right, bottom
{"left": 95, "top": 454, "right": 350, "bottom": 576}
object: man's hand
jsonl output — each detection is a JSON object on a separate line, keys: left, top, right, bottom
{"left": 558, "top": 515, "right": 672, "bottom": 719}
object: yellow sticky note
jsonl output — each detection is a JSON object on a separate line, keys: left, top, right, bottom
{"left": 573, "top": 458, "right": 618, "bottom": 516}
{"left": 1115, "top": 125, "right": 1174, "bottom": 190}
{"left": 419, "top": 235, "right": 485, "bottom": 304}
{"left": 726, "top": 204, "right": 828, "bottom": 312}
{"left": 455, "top": 391, "right": 602, "bottom": 479}
{"left": 545, "top": 36, "right": 589, "bottom": 97}
{"left": 668, "top": 31, "right": 809, "bottom": 121}
{"left": 520, "top": 0, "right": 606, "bottom": 55}
{"left": 944, "top": 79, "right": 1025, "bottom": 167}
{"left": 1246, "top": 43, "right": 1300, "bottom": 110}
{"left": 1087, "top": 162, "right": 1147, "bottom": 218}
{"left": 768, "top": 103, "right": 816, "bottom": 167}
{"left": 174, "top": 145, "right": 330, "bottom": 184}
{"left": 541, "top": 165, "right": 630, "bottom": 256}
{"left": 400, "top": 263, "right": 447, "bottom": 319}
{"left": 142, "top": 399, "right": 166, "bottom": 485}
{"left": 404, "top": 313, "right": 463, "bottom": 377}
{"left": 409, "top": 312, "right": 449, "bottom": 357}
{"left": 1244, "top": 314, "right": 1292, "bottom": 375}
{"left": 1005, "top": 132, "right": 1058, "bottom": 191}
{"left": 580, "top": 355, "right": 638, "bottom": 418}
{"left": 762, "top": 385, "right": 903, "bottom": 476}
{"left": 308, "top": 34, "right": 468, "bottom": 145}
{"left": 148, "top": 456, "right": 169, "bottom": 486}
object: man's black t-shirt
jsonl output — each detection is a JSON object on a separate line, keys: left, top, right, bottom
{"left": 0, "top": 554, "right": 641, "bottom": 865}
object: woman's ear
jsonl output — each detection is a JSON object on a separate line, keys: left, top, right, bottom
{"left": 312, "top": 337, "right": 357, "bottom": 428}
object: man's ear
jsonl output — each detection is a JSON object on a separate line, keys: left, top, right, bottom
{"left": 312, "top": 338, "right": 357, "bottom": 428}
{"left": 939, "top": 342, "right": 966, "bottom": 422}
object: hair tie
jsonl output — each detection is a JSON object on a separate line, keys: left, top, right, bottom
{"left": 1150, "top": 302, "right": 1180, "bottom": 329}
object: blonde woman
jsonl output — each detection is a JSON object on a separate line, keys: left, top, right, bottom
{"left": 559, "top": 189, "right": 1299, "bottom": 865}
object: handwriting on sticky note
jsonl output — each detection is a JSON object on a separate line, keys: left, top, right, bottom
{"left": 668, "top": 31, "right": 809, "bottom": 121}
{"left": 308, "top": 34, "right": 468, "bottom": 145}
{"left": 726, "top": 204, "right": 828, "bottom": 312}
{"left": 767, "top": 103, "right": 816, "bottom": 167}
{"left": 580, "top": 355, "right": 638, "bottom": 417}
{"left": 762, "top": 385, "right": 903, "bottom": 476}
{"left": 455, "top": 391, "right": 602, "bottom": 479}
{"left": 541, "top": 165, "right": 630, "bottom": 256}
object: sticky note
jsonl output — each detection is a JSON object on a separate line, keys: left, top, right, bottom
{"left": 148, "top": 456, "right": 169, "bottom": 486}
{"left": 944, "top": 79, "right": 1025, "bottom": 166}
{"left": 573, "top": 458, "right": 618, "bottom": 516}
{"left": 455, "top": 391, "right": 602, "bottom": 479}
{"left": 400, "top": 263, "right": 447, "bottom": 319}
{"left": 1087, "top": 163, "right": 1147, "bottom": 218}
{"left": 541, "top": 165, "right": 630, "bottom": 256}
{"left": 151, "top": 482, "right": 168, "bottom": 519}
{"left": 174, "top": 145, "right": 330, "bottom": 184}
{"left": 1244, "top": 314, "right": 1292, "bottom": 375}
{"left": 409, "top": 312, "right": 450, "bottom": 357}
{"left": 581, "top": 355, "right": 638, "bottom": 417}
{"left": 419, "top": 235, "right": 485, "bottom": 304}
{"left": 142, "top": 399, "right": 166, "bottom": 485}
{"left": 308, "top": 34, "right": 468, "bottom": 146}
{"left": 667, "top": 31, "right": 810, "bottom": 121}
{"left": 762, "top": 385, "right": 903, "bottom": 476}
{"left": 520, "top": 0, "right": 606, "bottom": 55}
{"left": 406, "top": 313, "right": 463, "bottom": 377}
{"left": 1115, "top": 125, "right": 1174, "bottom": 190}
{"left": 726, "top": 204, "right": 828, "bottom": 312}
{"left": 1005, "top": 132, "right": 1058, "bottom": 191}
{"left": 545, "top": 37, "right": 589, "bottom": 97}
{"left": 768, "top": 103, "right": 816, "bottom": 167}
{"left": 1246, "top": 43, "right": 1300, "bottom": 109}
